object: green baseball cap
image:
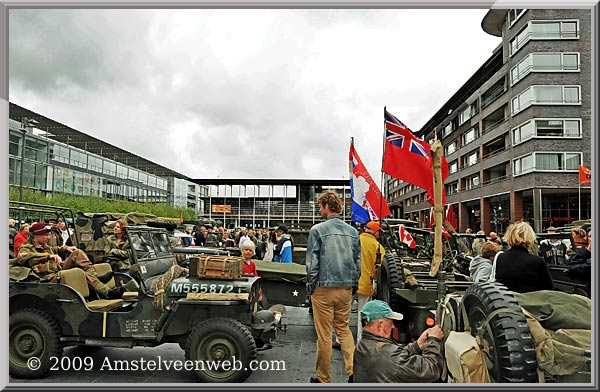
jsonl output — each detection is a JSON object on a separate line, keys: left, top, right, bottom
{"left": 361, "top": 300, "right": 404, "bottom": 322}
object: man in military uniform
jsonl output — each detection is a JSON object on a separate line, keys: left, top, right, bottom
{"left": 46, "top": 217, "right": 65, "bottom": 248}
{"left": 13, "top": 222, "right": 124, "bottom": 299}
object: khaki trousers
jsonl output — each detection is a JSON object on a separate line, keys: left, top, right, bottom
{"left": 62, "top": 249, "right": 106, "bottom": 294}
{"left": 310, "top": 286, "right": 354, "bottom": 382}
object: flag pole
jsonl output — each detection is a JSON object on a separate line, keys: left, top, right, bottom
{"left": 380, "top": 106, "right": 386, "bottom": 221}
{"left": 579, "top": 180, "right": 581, "bottom": 221}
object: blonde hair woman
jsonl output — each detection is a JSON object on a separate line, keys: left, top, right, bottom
{"left": 495, "top": 221, "right": 553, "bottom": 293}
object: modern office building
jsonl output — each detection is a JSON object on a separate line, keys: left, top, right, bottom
{"left": 192, "top": 179, "right": 351, "bottom": 229}
{"left": 8, "top": 103, "right": 352, "bottom": 225}
{"left": 8, "top": 103, "right": 207, "bottom": 213}
{"left": 386, "top": 9, "right": 592, "bottom": 234}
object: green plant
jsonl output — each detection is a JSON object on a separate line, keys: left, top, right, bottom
{"left": 9, "top": 186, "right": 196, "bottom": 220}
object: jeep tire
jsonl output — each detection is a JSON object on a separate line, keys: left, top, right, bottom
{"left": 462, "top": 282, "right": 538, "bottom": 382}
{"left": 185, "top": 317, "right": 258, "bottom": 383}
{"left": 377, "top": 253, "right": 404, "bottom": 312}
{"left": 9, "top": 309, "right": 63, "bottom": 379}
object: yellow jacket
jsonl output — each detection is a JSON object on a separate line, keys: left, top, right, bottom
{"left": 357, "top": 232, "right": 385, "bottom": 296}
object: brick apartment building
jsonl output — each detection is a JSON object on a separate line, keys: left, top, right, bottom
{"left": 386, "top": 9, "right": 592, "bottom": 234}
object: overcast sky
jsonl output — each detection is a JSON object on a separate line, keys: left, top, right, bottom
{"left": 9, "top": 8, "right": 501, "bottom": 182}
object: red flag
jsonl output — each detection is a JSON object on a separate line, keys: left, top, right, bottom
{"left": 445, "top": 205, "right": 457, "bottom": 231}
{"left": 382, "top": 109, "right": 448, "bottom": 205}
{"left": 442, "top": 226, "right": 451, "bottom": 238}
{"left": 399, "top": 224, "right": 416, "bottom": 249}
{"left": 350, "top": 143, "right": 391, "bottom": 223}
{"left": 579, "top": 165, "right": 591, "bottom": 184}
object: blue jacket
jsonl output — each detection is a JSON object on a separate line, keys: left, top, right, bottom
{"left": 274, "top": 234, "right": 293, "bottom": 263}
{"left": 305, "top": 215, "right": 361, "bottom": 294}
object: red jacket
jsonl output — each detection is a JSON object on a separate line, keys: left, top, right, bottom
{"left": 13, "top": 231, "right": 28, "bottom": 257}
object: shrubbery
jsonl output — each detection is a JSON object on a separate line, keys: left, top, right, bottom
{"left": 9, "top": 186, "right": 196, "bottom": 221}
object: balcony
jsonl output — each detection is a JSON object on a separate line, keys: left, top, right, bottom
{"left": 482, "top": 174, "right": 511, "bottom": 186}
{"left": 482, "top": 146, "right": 506, "bottom": 161}
{"left": 481, "top": 83, "right": 507, "bottom": 110}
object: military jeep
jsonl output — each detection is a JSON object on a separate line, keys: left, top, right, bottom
{"left": 9, "top": 203, "right": 279, "bottom": 383}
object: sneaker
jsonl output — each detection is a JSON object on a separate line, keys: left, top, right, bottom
{"left": 347, "top": 374, "right": 354, "bottom": 383}
{"left": 309, "top": 376, "right": 321, "bottom": 383}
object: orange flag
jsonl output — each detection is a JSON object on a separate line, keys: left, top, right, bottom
{"left": 179, "top": 212, "right": 184, "bottom": 224}
{"left": 579, "top": 165, "right": 591, "bottom": 184}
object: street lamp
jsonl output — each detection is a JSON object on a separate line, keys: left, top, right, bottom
{"left": 17, "top": 118, "right": 38, "bottom": 224}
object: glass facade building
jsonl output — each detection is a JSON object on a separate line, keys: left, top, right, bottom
{"left": 8, "top": 105, "right": 205, "bottom": 214}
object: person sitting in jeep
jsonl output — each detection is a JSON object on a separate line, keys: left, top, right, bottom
{"left": 469, "top": 241, "right": 502, "bottom": 282}
{"left": 104, "top": 218, "right": 133, "bottom": 272}
{"left": 12, "top": 222, "right": 124, "bottom": 299}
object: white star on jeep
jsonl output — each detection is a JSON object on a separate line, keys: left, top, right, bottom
{"left": 292, "top": 290, "right": 299, "bottom": 297}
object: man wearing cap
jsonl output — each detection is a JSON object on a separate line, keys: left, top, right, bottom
{"left": 306, "top": 190, "right": 361, "bottom": 383}
{"left": 353, "top": 300, "right": 445, "bottom": 383}
{"left": 274, "top": 224, "right": 293, "bottom": 263}
{"left": 356, "top": 220, "right": 385, "bottom": 343}
{"left": 13, "top": 222, "right": 124, "bottom": 299}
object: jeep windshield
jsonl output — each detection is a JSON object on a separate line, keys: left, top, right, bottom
{"left": 129, "top": 230, "right": 172, "bottom": 259}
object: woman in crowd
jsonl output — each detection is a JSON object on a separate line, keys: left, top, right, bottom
{"left": 495, "top": 221, "right": 553, "bottom": 293}
{"left": 104, "top": 219, "right": 132, "bottom": 272}
{"left": 571, "top": 227, "right": 589, "bottom": 250}
{"left": 13, "top": 223, "right": 30, "bottom": 257}
{"left": 569, "top": 229, "right": 592, "bottom": 298}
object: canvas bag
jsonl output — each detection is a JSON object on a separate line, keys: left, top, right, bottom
{"left": 443, "top": 297, "right": 491, "bottom": 383}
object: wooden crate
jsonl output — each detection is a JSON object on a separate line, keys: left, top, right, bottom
{"left": 189, "top": 255, "right": 244, "bottom": 280}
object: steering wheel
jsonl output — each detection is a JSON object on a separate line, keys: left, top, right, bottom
{"left": 441, "top": 250, "right": 458, "bottom": 271}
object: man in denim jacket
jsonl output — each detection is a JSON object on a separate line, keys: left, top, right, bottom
{"left": 306, "top": 190, "right": 361, "bottom": 383}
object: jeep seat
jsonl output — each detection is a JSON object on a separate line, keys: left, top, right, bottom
{"left": 59, "top": 268, "right": 124, "bottom": 311}
{"left": 93, "top": 263, "right": 138, "bottom": 301}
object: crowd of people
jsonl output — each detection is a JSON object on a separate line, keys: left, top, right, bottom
{"left": 177, "top": 222, "right": 296, "bottom": 263}
{"left": 8, "top": 203, "right": 592, "bottom": 384}
{"left": 467, "top": 221, "right": 592, "bottom": 297}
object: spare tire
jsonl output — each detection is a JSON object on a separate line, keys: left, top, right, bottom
{"left": 377, "top": 253, "right": 404, "bottom": 312}
{"left": 462, "top": 282, "right": 538, "bottom": 382}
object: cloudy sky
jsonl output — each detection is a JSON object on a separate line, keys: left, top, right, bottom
{"left": 9, "top": 8, "right": 501, "bottom": 181}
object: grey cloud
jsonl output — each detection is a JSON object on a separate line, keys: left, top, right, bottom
{"left": 9, "top": 10, "right": 153, "bottom": 94}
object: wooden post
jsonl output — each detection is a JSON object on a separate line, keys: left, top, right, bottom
{"left": 429, "top": 140, "right": 444, "bottom": 277}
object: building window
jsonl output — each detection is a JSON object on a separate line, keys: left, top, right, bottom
{"left": 449, "top": 160, "right": 458, "bottom": 174}
{"left": 446, "top": 181, "right": 458, "bottom": 195}
{"left": 513, "top": 152, "right": 581, "bottom": 176}
{"left": 465, "top": 175, "right": 480, "bottom": 190}
{"left": 511, "top": 85, "right": 581, "bottom": 115}
{"left": 511, "top": 52, "right": 580, "bottom": 85}
{"left": 441, "top": 122, "right": 454, "bottom": 138}
{"left": 512, "top": 118, "right": 582, "bottom": 145}
{"left": 508, "top": 9, "right": 527, "bottom": 28}
{"left": 445, "top": 140, "right": 458, "bottom": 156}
{"left": 463, "top": 150, "right": 480, "bottom": 168}
{"left": 461, "top": 126, "right": 480, "bottom": 146}
{"left": 510, "top": 20, "right": 580, "bottom": 57}
{"left": 459, "top": 106, "right": 471, "bottom": 126}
